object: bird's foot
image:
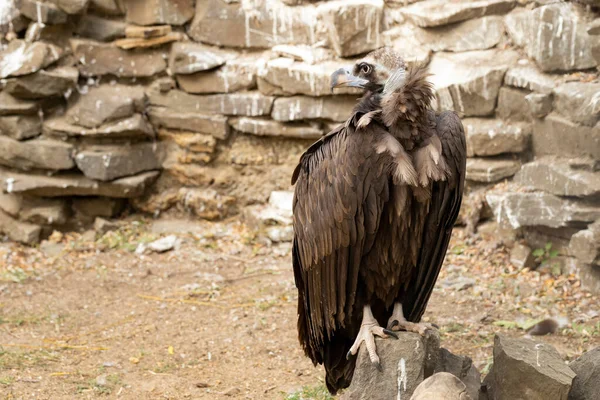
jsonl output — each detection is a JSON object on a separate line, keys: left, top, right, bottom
{"left": 346, "top": 322, "right": 398, "bottom": 371}
{"left": 386, "top": 319, "right": 436, "bottom": 336}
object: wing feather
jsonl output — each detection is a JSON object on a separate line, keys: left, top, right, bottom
{"left": 292, "top": 123, "right": 390, "bottom": 371}
{"left": 403, "top": 111, "right": 467, "bottom": 322}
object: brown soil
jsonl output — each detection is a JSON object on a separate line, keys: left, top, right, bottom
{"left": 1, "top": 217, "right": 598, "bottom": 399}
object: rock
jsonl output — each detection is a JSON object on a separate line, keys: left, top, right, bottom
{"left": 72, "top": 197, "right": 125, "bottom": 219}
{"left": 66, "top": 84, "right": 146, "bottom": 128}
{"left": 19, "top": 0, "right": 68, "bottom": 24}
{"left": 89, "top": 0, "right": 124, "bottom": 15}
{"left": 504, "top": 65, "right": 556, "bottom": 94}
{"left": 75, "top": 142, "right": 161, "bottom": 181}
{"left": 0, "top": 209, "right": 41, "bottom": 245}
{"left": 579, "top": 264, "right": 600, "bottom": 295}
{"left": 71, "top": 39, "right": 167, "bottom": 77}
{"left": 385, "top": 16, "right": 504, "bottom": 54}
{"left": 124, "top": 0, "right": 194, "bottom": 25}
{"left": 569, "top": 347, "right": 600, "bottom": 400}
{"left": 169, "top": 42, "right": 238, "bottom": 75}
{"left": 526, "top": 93, "right": 553, "bottom": 118}
{"left": 44, "top": 114, "right": 154, "bottom": 139}
{"left": 176, "top": 56, "right": 258, "bottom": 94}
{"left": 0, "top": 40, "right": 63, "bottom": 79}
{"left": 0, "top": 92, "right": 39, "bottom": 116}
{"left": 147, "top": 234, "right": 178, "bottom": 252}
{"left": 401, "top": 0, "right": 515, "bottom": 28}
{"left": 18, "top": 197, "right": 68, "bottom": 225}
{"left": 272, "top": 96, "right": 357, "bottom": 122}
{"left": 434, "top": 349, "right": 481, "bottom": 400}
{"left": 486, "top": 190, "right": 600, "bottom": 229}
{"left": 553, "top": 82, "right": 600, "bottom": 127}
{"left": 148, "top": 89, "right": 274, "bottom": 117}
{"left": 230, "top": 117, "right": 322, "bottom": 140}
{"left": 487, "top": 335, "right": 575, "bottom": 400}
{"left": 0, "top": 137, "right": 74, "bottom": 171}
{"left": 510, "top": 243, "right": 536, "bottom": 269}
{"left": 569, "top": 220, "right": 600, "bottom": 266}
{"left": 343, "top": 331, "right": 440, "bottom": 400}
{"left": 429, "top": 50, "right": 519, "bottom": 117}
{"left": 258, "top": 58, "right": 363, "bottom": 97}
{"left": 94, "top": 217, "right": 120, "bottom": 234}
{"left": 0, "top": 115, "right": 42, "bottom": 140}
{"left": 177, "top": 188, "right": 236, "bottom": 220}
{"left": 317, "top": 0, "right": 384, "bottom": 57}
{"left": 157, "top": 130, "right": 216, "bottom": 153}
{"left": 466, "top": 158, "right": 521, "bottom": 183}
{"left": 125, "top": 24, "right": 171, "bottom": 38}
{"left": 464, "top": 119, "right": 530, "bottom": 157}
{"left": 112, "top": 31, "right": 184, "bottom": 50}
{"left": 147, "top": 108, "right": 229, "bottom": 139}
{"left": 496, "top": 87, "right": 531, "bottom": 122}
{"left": 0, "top": 194, "right": 68, "bottom": 225}
{"left": 588, "top": 19, "right": 600, "bottom": 35}
{"left": 4, "top": 66, "right": 78, "bottom": 99}
{"left": 269, "top": 191, "right": 293, "bottom": 215}
{"left": 410, "top": 372, "right": 472, "bottom": 400}
{"left": 0, "top": 169, "right": 159, "bottom": 198}
{"left": 271, "top": 45, "right": 334, "bottom": 65}
{"left": 189, "top": 0, "right": 320, "bottom": 48}
{"left": 532, "top": 114, "right": 600, "bottom": 160}
{"left": 39, "top": 240, "right": 64, "bottom": 257}
{"left": 49, "top": 0, "right": 90, "bottom": 14}
{"left": 75, "top": 15, "right": 127, "bottom": 41}
{"left": 505, "top": 4, "right": 598, "bottom": 72}
{"left": 516, "top": 157, "right": 600, "bottom": 197}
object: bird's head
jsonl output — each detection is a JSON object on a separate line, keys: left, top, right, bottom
{"left": 330, "top": 47, "right": 406, "bottom": 93}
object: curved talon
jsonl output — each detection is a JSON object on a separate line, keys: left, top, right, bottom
{"left": 389, "top": 320, "right": 400, "bottom": 330}
{"left": 383, "top": 328, "right": 399, "bottom": 339}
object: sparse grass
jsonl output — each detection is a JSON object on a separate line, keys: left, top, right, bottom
{"left": 0, "top": 376, "right": 15, "bottom": 386}
{"left": 440, "top": 322, "right": 465, "bottom": 334}
{"left": 285, "top": 384, "right": 333, "bottom": 400}
{"left": 0, "top": 267, "right": 29, "bottom": 283}
{"left": 0, "top": 349, "right": 60, "bottom": 369}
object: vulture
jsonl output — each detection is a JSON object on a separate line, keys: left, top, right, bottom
{"left": 291, "top": 47, "right": 467, "bottom": 394}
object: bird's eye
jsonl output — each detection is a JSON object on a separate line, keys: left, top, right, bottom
{"left": 361, "top": 64, "right": 371, "bottom": 74}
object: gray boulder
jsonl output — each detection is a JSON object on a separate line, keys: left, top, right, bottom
{"left": 342, "top": 330, "right": 440, "bottom": 400}
{"left": 410, "top": 372, "right": 472, "bottom": 400}
{"left": 401, "top": 0, "right": 515, "bottom": 28}
{"left": 516, "top": 158, "right": 600, "bottom": 198}
{"left": 435, "top": 348, "right": 481, "bottom": 400}
{"left": 486, "top": 190, "right": 600, "bottom": 230}
{"left": 553, "top": 82, "right": 600, "bottom": 127}
{"left": 0, "top": 137, "right": 74, "bottom": 171}
{"left": 569, "top": 347, "right": 600, "bottom": 400}
{"left": 466, "top": 158, "right": 521, "bottom": 183}
{"left": 532, "top": 114, "right": 600, "bottom": 160}
{"left": 464, "top": 119, "right": 530, "bottom": 157}
{"left": 75, "top": 142, "right": 162, "bottom": 182}
{"left": 429, "top": 50, "right": 519, "bottom": 117}
{"left": 505, "top": 4, "right": 598, "bottom": 72}
{"left": 4, "top": 66, "right": 78, "bottom": 99}
{"left": 569, "top": 220, "right": 600, "bottom": 267}
{"left": 486, "top": 335, "right": 575, "bottom": 400}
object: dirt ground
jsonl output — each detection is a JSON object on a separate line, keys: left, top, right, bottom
{"left": 0, "top": 216, "right": 598, "bottom": 399}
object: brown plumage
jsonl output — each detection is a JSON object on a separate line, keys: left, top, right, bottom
{"left": 292, "top": 48, "right": 467, "bottom": 394}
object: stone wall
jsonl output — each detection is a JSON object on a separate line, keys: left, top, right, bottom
{"left": 0, "top": 0, "right": 599, "bottom": 281}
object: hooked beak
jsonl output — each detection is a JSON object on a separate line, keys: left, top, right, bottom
{"left": 330, "top": 67, "right": 369, "bottom": 92}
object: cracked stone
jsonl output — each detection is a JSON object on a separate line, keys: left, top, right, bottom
{"left": 0, "top": 137, "right": 74, "bottom": 171}
{"left": 401, "top": 0, "right": 516, "bottom": 28}
{"left": 4, "top": 66, "right": 78, "bottom": 99}
{"left": 466, "top": 158, "right": 521, "bottom": 183}
{"left": 271, "top": 96, "right": 357, "bottom": 122}
{"left": 44, "top": 114, "right": 154, "bottom": 139}
{"left": 553, "top": 82, "right": 600, "bottom": 127}
{"left": 230, "top": 117, "right": 322, "bottom": 140}
{"left": 532, "top": 114, "right": 600, "bottom": 160}
{"left": 0, "top": 40, "right": 64, "bottom": 79}
{"left": 169, "top": 42, "right": 238, "bottom": 75}
{"left": 0, "top": 114, "right": 42, "bottom": 140}
{"left": 464, "top": 118, "right": 530, "bottom": 157}
{"left": 429, "top": 50, "right": 519, "bottom": 117}
{"left": 147, "top": 107, "right": 229, "bottom": 140}
{"left": 516, "top": 157, "right": 600, "bottom": 197}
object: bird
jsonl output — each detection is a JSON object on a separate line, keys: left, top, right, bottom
{"left": 291, "top": 47, "right": 466, "bottom": 394}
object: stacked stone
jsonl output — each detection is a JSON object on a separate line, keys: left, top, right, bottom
{"left": 0, "top": 0, "right": 161, "bottom": 244}
{"left": 0, "top": 0, "right": 598, "bottom": 268}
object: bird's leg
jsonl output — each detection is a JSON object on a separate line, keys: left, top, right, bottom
{"left": 387, "top": 302, "right": 435, "bottom": 335}
{"left": 346, "top": 305, "right": 398, "bottom": 371}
